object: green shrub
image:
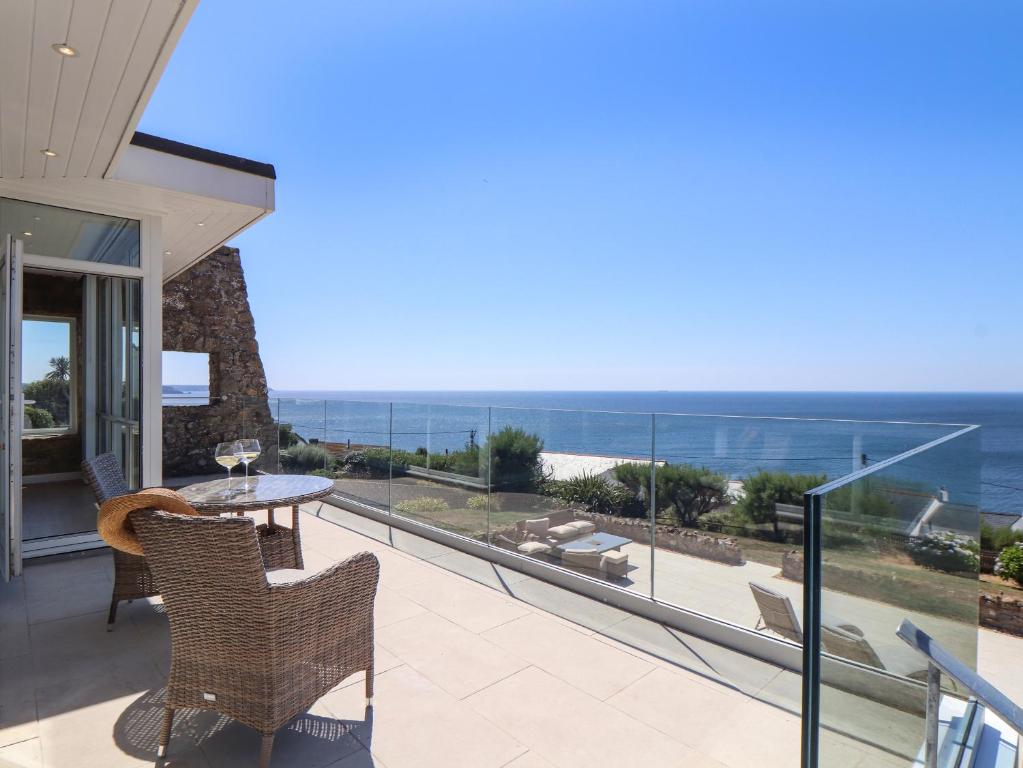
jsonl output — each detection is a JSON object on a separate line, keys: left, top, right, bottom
{"left": 309, "top": 468, "right": 336, "bottom": 479}
{"left": 995, "top": 543, "right": 1023, "bottom": 586}
{"left": 550, "top": 474, "right": 646, "bottom": 517}
{"left": 25, "top": 405, "right": 55, "bottom": 429}
{"left": 278, "top": 423, "right": 300, "bottom": 449}
{"left": 394, "top": 496, "right": 450, "bottom": 515}
{"left": 282, "top": 443, "right": 333, "bottom": 474}
{"left": 487, "top": 427, "right": 545, "bottom": 491}
{"left": 732, "top": 471, "right": 827, "bottom": 537}
{"left": 613, "top": 462, "right": 650, "bottom": 497}
{"left": 698, "top": 508, "right": 746, "bottom": 534}
{"left": 981, "top": 522, "right": 1023, "bottom": 553}
{"left": 657, "top": 464, "right": 729, "bottom": 526}
{"left": 466, "top": 494, "right": 489, "bottom": 511}
{"left": 613, "top": 461, "right": 728, "bottom": 526}
{"left": 907, "top": 531, "right": 979, "bottom": 573}
{"left": 24, "top": 379, "right": 70, "bottom": 425}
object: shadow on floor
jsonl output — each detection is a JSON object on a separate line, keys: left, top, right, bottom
{"left": 114, "top": 686, "right": 374, "bottom": 767}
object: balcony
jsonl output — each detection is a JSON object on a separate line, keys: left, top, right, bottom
{"left": 3, "top": 398, "right": 1013, "bottom": 766}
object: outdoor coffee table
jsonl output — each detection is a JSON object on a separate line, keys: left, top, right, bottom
{"left": 555, "top": 532, "right": 633, "bottom": 554}
{"left": 179, "top": 474, "right": 333, "bottom": 570}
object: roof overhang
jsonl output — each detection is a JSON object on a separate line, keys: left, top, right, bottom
{"left": 0, "top": 0, "right": 276, "bottom": 279}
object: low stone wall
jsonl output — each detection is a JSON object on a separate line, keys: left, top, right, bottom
{"left": 782, "top": 550, "right": 803, "bottom": 581}
{"left": 575, "top": 512, "right": 745, "bottom": 566}
{"left": 980, "top": 594, "right": 1023, "bottom": 636}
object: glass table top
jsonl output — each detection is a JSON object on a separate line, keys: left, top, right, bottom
{"left": 556, "top": 532, "right": 633, "bottom": 553}
{"left": 178, "top": 474, "right": 334, "bottom": 511}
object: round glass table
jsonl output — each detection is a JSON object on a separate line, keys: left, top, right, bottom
{"left": 178, "top": 474, "right": 334, "bottom": 570}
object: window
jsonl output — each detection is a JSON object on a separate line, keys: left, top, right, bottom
{"left": 23, "top": 317, "right": 76, "bottom": 433}
{"left": 162, "top": 351, "right": 211, "bottom": 406}
{"left": 0, "top": 197, "right": 140, "bottom": 267}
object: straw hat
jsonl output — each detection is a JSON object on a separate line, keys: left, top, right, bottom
{"left": 98, "top": 488, "right": 199, "bottom": 555}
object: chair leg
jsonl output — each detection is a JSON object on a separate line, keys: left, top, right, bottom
{"left": 258, "top": 733, "right": 275, "bottom": 768}
{"left": 157, "top": 707, "right": 174, "bottom": 758}
{"left": 365, "top": 663, "right": 374, "bottom": 704}
{"left": 107, "top": 598, "right": 119, "bottom": 630}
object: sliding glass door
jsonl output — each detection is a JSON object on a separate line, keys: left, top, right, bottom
{"left": 95, "top": 276, "right": 141, "bottom": 490}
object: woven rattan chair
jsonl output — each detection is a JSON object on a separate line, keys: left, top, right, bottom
{"left": 82, "top": 453, "right": 158, "bottom": 629}
{"left": 131, "top": 509, "right": 379, "bottom": 768}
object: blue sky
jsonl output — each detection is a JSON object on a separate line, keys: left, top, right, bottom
{"left": 144, "top": 1, "right": 1022, "bottom": 392}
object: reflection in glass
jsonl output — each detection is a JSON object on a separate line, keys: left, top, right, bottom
{"left": 0, "top": 197, "right": 140, "bottom": 266}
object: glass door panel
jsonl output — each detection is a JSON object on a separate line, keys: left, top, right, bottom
{"left": 1, "top": 236, "right": 23, "bottom": 578}
{"left": 95, "top": 276, "right": 141, "bottom": 488}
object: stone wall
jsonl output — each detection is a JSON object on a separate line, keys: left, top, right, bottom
{"left": 499, "top": 508, "right": 745, "bottom": 566}
{"left": 162, "top": 247, "right": 277, "bottom": 477}
{"left": 980, "top": 594, "right": 1023, "bottom": 636}
{"left": 574, "top": 512, "right": 746, "bottom": 566}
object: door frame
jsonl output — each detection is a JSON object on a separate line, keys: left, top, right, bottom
{"left": 1, "top": 191, "right": 164, "bottom": 565}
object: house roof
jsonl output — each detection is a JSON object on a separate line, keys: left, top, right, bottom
{"left": 130, "top": 133, "right": 276, "bottom": 181}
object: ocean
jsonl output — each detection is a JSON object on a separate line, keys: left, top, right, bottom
{"left": 167, "top": 390, "right": 1022, "bottom": 514}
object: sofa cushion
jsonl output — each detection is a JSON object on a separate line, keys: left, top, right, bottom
{"left": 517, "top": 541, "right": 552, "bottom": 556}
{"left": 547, "top": 524, "right": 579, "bottom": 541}
{"left": 524, "top": 518, "right": 550, "bottom": 538}
{"left": 601, "top": 550, "right": 628, "bottom": 565}
{"left": 567, "top": 520, "right": 596, "bottom": 535}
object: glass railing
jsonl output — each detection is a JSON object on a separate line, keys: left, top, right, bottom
{"left": 220, "top": 395, "right": 982, "bottom": 767}
{"left": 804, "top": 424, "right": 981, "bottom": 767}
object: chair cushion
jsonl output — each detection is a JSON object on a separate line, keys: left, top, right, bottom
{"left": 567, "top": 521, "right": 596, "bottom": 535}
{"left": 517, "top": 541, "right": 551, "bottom": 556}
{"left": 524, "top": 518, "right": 550, "bottom": 538}
{"left": 601, "top": 550, "right": 628, "bottom": 565}
{"left": 547, "top": 524, "right": 579, "bottom": 541}
{"left": 266, "top": 568, "right": 313, "bottom": 584}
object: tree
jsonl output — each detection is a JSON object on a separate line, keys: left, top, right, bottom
{"left": 613, "top": 461, "right": 728, "bottom": 526}
{"left": 656, "top": 464, "right": 729, "bottom": 526}
{"left": 487, "top": 427, "right": 545, "bottom": 491}
{"left": 45, "top": 356, "right": 71, "bottom": 382}
{"left": 732, "top": 470, "right": 826, "bottom": 537}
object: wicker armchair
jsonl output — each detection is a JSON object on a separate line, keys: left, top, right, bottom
{"left": 82, "top": 453, "right": 157, "bottom": 629}
{"left": 131, "top": 509, "right": 379, "bottom": 768}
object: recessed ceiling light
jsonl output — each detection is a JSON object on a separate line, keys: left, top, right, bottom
{"left": 22, "top": 232, "right": 32, "bottom": 237}
{"left": 197, "top": 221, "right": 206, "bottom": 227}
{"left": 164, "top": 250, "right": 172, "bottom": 256}
{"left": 40, "top": 148, "right": 58, "bottom": 157}
{"left": 33, "top": 216, "right": 41, "bottom": 221}
{"left": 52, "top": 43, "right": 78, "bottom": 57}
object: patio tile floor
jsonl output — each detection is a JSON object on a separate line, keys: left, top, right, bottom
{"left": 0, "top": 502, "right": 899, "bottom": 767}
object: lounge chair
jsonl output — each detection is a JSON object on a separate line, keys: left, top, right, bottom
{"left": 749, "top": 582, "right": 865, "bottom": 644}
{"left": 821, "top": 625, "right": 932, "bottom": 682}
{"left": 750, "top": 582, "right": 805, "bottom": 643}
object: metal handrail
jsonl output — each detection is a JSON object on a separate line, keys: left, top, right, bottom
{"left": 897, "top": 619, "right": 1023, "bottom": 767}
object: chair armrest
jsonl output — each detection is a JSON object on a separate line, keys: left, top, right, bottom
{"left": 269, "top": 551, "right": 380, "bottom": 645}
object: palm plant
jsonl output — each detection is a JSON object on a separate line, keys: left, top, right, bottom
{"left": 45, "top": 356, "right": 71, "bottom": 382}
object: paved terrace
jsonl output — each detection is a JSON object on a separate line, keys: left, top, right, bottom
{"left": 1, "top": 503, "right": 945, "bottom": 768}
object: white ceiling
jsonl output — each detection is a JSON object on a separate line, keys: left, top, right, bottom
{"left": 0, "top": 0, "right": 195, "bottom": 180}
{"left": 0, "top": 0, "right": 275, "bottom": 280}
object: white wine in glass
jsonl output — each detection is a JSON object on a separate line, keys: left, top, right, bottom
{"left": 215, "top": 441, "right": 242, "bottom": 489}
{"left": 234, "top": 438, "right": 261, "bottom": 488}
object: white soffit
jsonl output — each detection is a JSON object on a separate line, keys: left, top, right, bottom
{"left": 0, "top": 0, "right": 196, "bottom": 180}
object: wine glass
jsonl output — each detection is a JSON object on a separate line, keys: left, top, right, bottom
{"left": 215, "top": 441, "right": 242, "bottom": 489}
{"left": 234, "top": 438, "right": 261, "bottom": 489}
